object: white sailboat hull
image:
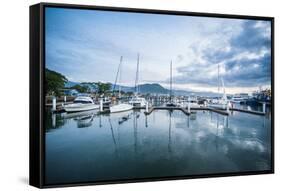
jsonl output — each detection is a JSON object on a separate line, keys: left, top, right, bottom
{"left": 64, "top": 103, "right": 99, "bottom": 112}
{"left": 110, "top": 103, "right": 133, "bottom": 113}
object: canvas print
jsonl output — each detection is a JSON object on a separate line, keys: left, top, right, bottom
{"left": 44, "top": 7, "right": 272, "bottom": 185}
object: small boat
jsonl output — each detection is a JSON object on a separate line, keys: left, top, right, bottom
{"left": 64, "top": 96, "right": 99, "bottom": 112}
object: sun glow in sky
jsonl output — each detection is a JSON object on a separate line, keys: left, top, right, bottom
{"left": 45, "top": 7, "right": 271, "bottom": 94}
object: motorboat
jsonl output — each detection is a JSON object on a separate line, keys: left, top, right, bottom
{"left": 64, "top": 96, "right": 99, "bottom": 112}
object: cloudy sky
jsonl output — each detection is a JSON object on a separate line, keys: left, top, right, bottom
{"left": 45, "top": 7, "right": 271, "bottom": 94}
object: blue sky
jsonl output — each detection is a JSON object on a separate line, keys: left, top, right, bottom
{"left": 45, "top": 7, "right": 271, "bottom": 94}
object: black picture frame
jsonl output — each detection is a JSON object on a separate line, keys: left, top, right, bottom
{"left": 30, "top": 2, "right": 274, "bottom": 188}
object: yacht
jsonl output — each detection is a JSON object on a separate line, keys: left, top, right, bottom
{"left": 64, "top": 96, "right": 99, "bottom": 112}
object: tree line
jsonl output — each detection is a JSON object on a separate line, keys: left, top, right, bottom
{"left": 45, "top": 68, "right": 112, "bottom": 96}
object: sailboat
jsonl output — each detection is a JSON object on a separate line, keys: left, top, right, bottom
{"left": 166, "top": 60, "right": 177, "bottom": 107}
{"left": 110, "top": 56, "right": 133, "bottom": 113}
{"left": 129, "top": 53, "right": 146, "bottom": 107}
{"left": 209, "top": 63, "right": 230, "bottom": 109}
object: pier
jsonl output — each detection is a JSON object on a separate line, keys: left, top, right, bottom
{"left": 47, "top": 101, "right": 266, "bottom": 116}
{"left": 143, "top": 106, "right": 230, "bottom": 116}
{"left": 230, "top": 108, "right": 266, "bottom": 116}
{"left": 142, "top": 106, "right": 266, "bottom": 116}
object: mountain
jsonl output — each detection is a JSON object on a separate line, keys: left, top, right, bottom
{"left": 138, "top": 83, "right": 169, "bottom": 94}
{"left": 65, "top": 81, "right": 221, "bottom": 97}
{"left": 65, "top": 81, "right": 79, "bottom": 88}
{"left": 112, "top": 83, "right": 168, "bottom": 94}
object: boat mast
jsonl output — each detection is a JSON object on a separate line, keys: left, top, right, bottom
{"left": 170, "top": 60, "right": 173, "bottom": 102}
{"left": 113, "top": 56, "right": 122, "bottom": 96}
{"left": 135, "top": 53, "right": 140, "bottom": 95}
{"left": 218, "top": 63, "right": 220, "bottom": 92}
{"left": 119, "top": 56, "right": 123, "bottom": 98}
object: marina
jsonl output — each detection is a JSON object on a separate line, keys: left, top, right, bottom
{"left": 42, "top": 8, "right": 273, "bottom": 185}
{"left": 46, "top": 97, "right": 268, "bottom": 116}
{"left": 45, "top": 107, "right": 271, "bottom": 184}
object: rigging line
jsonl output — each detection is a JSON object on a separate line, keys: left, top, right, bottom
{"left": 113, "top": 56, "right": 122, "bottom": 94}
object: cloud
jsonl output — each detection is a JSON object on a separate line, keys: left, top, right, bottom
{"left": 173, "top": 20, "right": 271, "bottom": 89}
{"left": 45, "top": 7, "right": 272, "bottom": 93}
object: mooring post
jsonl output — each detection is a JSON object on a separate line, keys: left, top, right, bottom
{"left": 146, "top": 101, "right": 149, "bottom": 113}
{"left": 263, "top": 102, "right": 266, "bottom": 114}
{"left": 52, "top": 113, "right": 56, "bottom": 128}
{"left": 100, "top": 99, "right": 103, "bottom": 112}
{"left": 188, "top": 102, "right": 191, "bottom": 113}
{"left": 52, "top": 96, "right": 56, "bottom": 112}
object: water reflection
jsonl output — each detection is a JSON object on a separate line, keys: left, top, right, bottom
{"left": 45, "top": 109, "right": 271, "bottom": 185}
{"left": 168, "top": 111, "right": 172, "bottom": 153}
{"left": 108, "top": 117, "right": 118, "bottom": 156}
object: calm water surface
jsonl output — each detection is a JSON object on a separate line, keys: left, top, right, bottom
{"left": 45, "top": 108, "right": 271, "bottom": 185}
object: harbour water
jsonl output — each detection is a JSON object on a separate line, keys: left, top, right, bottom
{"left": 45, "top": 108, "right": 271, "bottom": 185}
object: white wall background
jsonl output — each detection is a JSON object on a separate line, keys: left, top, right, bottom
{"left": 0, "top": 0, "right": 279, "bottom": 190}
